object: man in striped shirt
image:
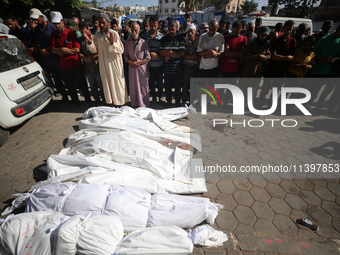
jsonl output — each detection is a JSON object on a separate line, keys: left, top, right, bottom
{"left": 141, "top": 16, "right": 164, "bottom": 104}
{"left": 159, "top": 20, "right": 185, "bottom": 105}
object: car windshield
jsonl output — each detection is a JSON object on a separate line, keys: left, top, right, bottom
{"left": 0, "top": 37, "right": 34, "bottom": 73}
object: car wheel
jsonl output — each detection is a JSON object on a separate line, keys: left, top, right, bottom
{"left": 0, "top": 127, "right": 10, "bottom": 147}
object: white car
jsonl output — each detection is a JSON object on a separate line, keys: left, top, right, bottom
{"left": 241, "top": 17, "right": 313, "bottom": 32}
{"left": 0, "top": 34, "right": 53, "bottom": 146}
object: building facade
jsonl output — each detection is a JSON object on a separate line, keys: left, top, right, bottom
{"left": 203, "top": 0, "right": 243, "bottom": 13}
{"left": 158, "top": 0, "right": 184, "bottom": 19}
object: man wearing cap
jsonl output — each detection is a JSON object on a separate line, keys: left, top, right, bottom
{"left": 141, "top": 16, "right": 164, "bottom": 104}
{"left": 83, "top": 13, "right": 127, "bottom": 106}
{"left": 182, "top": 23, "right": 200, "bottom": 104}
{"left": 313, "top": 20, "right": 334, "bottom": 43}
{"left": 242, "top": 26, "right": 270, "bottom": 79}
{"left": 124, "top": 23, "right": 151, "bottom": 107}
{"left": 161, "top": 19, "right": 169, "bottom": 35}
{"left": 50, "top": 11, "right": 92, "bottom": 107}
{"left": 197, "top": 20, "right": 225, "bottom": 78}
{"left": 119, "top": 19, "right": 132, "bottom": 44}
{"left": 32, "top": 9, "right": 68, "bottom": 102}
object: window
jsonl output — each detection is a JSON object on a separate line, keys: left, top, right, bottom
{"left": 232, "top": 5, "right": 236, "bottom": 11}
{"left": 172, "top": 8, "right": 176, "bottom": 13}
{"left": 227, "top": 5, "right": 230, "bottom": 10}
{"left": 165, "top": 0, "right": 168, "bottom": 3}
{"left": 165, "top": 8, "right": 168, "bottom": 13}
{"left": 159, "top": 0, "right": 162, "bottom": 3}
{"left": 172, "top": 0, "right": 176, "bottom": 2}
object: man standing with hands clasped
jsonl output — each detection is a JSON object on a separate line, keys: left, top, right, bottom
{"left": 124, "top": 23, "right": 151, "bottom": 107}
{"left": 83, "top": 13, "right": 127, "bottom": 107}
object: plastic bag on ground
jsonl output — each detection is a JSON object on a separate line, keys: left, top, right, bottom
{"left": 188, "top": 224, "right": 228, "bottom": 247}
{"left": 114, "top": 226, "right": 193, "bottom": 255}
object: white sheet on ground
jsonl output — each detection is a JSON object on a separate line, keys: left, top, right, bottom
{"left": 0, "top": 212, "right": 194, "bottom": 255}
{"left": 0, "top": 211, "right": 65, "bottom": 255}
{"left": 77, "top": 111, "right": 201, "bottom": 152}
{"left": 115, "top": 226, "right": 194, "bottom": 255}
{"left": 188, "top": 225, "right": 228, "bottom": 247}
{"left": 147, "top": 194, "right": 223, "bottom": 228}
{"left": 82, "top": 105, "right": 196, "bottom": 121}
{"left": 53, "top": 214, "right": 123, "bottom": 255}
{"left": 60, "top": 131, "right": 191, "bottom": 182}
{"left": 44, "top": 155, "right": 206, "bottom": 194}
{"left": 4, "top": 183, "right": 222, "bottom": 231}
{"left": 0, "top": 212, "right": 124, "bottom": 255}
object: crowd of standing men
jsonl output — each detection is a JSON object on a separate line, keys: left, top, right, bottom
{"left": 1, "top": 10, "right": 340, "bottom": 110}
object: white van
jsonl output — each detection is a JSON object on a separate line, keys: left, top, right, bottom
{"left": 0, "top": 34, "right": 53, "bottom": 146}
{"left": 241, "top": 16, "right": 313, "bottom": 32}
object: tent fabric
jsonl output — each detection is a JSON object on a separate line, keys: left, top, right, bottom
{"left": 4, "top": 183, "right": 222, "bottom": 231}
{"left": 115, "top": 226, "right": 194, "bottom": 255}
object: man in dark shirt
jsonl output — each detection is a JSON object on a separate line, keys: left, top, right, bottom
{"left": 5, "top": 15, "right": 32, "bottom": 48}
{"left": 291, "top": 23, "right": 307, "bottom": 49}
{"left": 259, "top": 20, "right": 296, "bottom": 106}
{"left": 33, "top": 12, "right": 68, "bottom": 101}
{"left": 90, "top": 15, "right": 100, "bottom": 35}
{"left": 78, "top": 21, "right": 104, "bottom": 105}
{"left": 159, "top": 21, "right": 185, "bottom": 105}
{"left": 313, "top": 20, "right": 334, "bottom": 43}
{"left": 141, "top": 16, "right": 164, "bottom": 104}
{"left": 50, "top": 11, "right": 92, "bottom": 108}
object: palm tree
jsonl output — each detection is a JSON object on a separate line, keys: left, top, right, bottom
{"left": 209, "top": 0, "right": 228, "bottom": 10}
{"left": 178, "top": 0, "right": 204, "bottom": 12}
{"left": 240, "top": 0, "right": 259, "bottom": 14}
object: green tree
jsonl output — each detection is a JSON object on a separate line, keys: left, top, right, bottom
{"left": 268, "top": 0, "right": 318, "bottom": 17}
{"left": 178, "top": 0, "right": 204, "bottom": 12}
{"left": 280, "top": 0, "right": 318, "bottom": 18}
{"left": 209, "top": 0, "right": 228, "bottom": 10}
{"left": 91, "top": 0, "right": 98, "bottom": 8}
{"left": 241, "top": 0, "right": 259, "bottom": 14}
{"left": 1, "top": 0, "right": 83, "bottom": 19}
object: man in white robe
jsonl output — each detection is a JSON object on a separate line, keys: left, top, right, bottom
{"left": 83, "top": 13, "right": 127, "bottom": 106}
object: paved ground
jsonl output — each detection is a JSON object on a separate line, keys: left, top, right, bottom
{"left": 0, "top": 96, "right": 339, "bottom": 255}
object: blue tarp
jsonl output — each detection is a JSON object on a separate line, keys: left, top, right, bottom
{"left": 126, "top": 13, "right": 138, "bottom": 20}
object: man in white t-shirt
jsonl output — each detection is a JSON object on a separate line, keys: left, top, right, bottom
{"left": 197, "top": 20, "right": 225, "bottom": 77}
